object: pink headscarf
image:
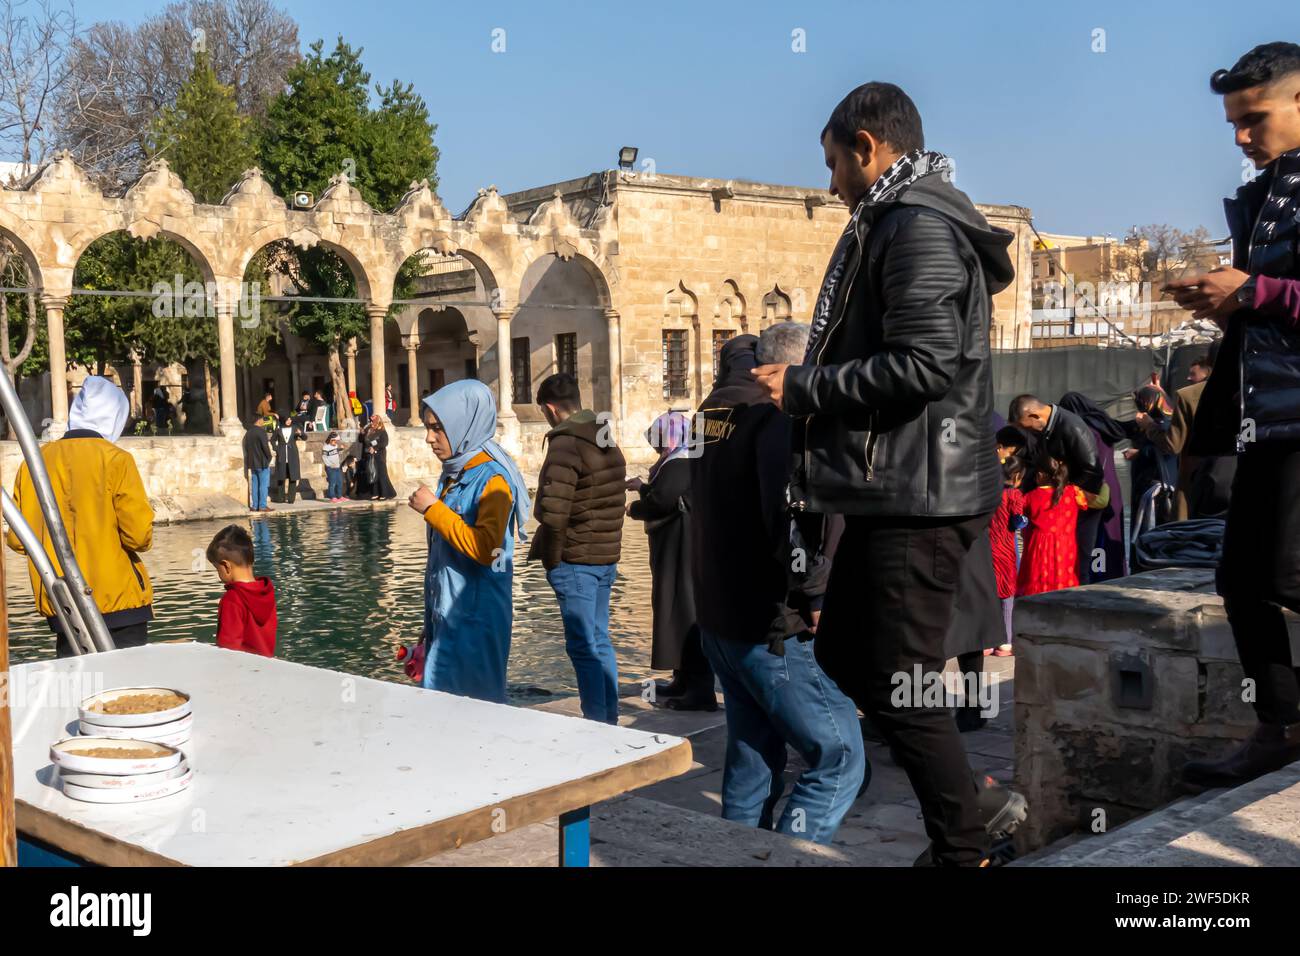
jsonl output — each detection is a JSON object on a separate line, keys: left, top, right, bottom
{"left": 646, "top": 411, "right": 692, "bottom": 481}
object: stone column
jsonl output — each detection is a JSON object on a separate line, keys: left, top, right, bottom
{"left": 604, "top": 308, "right": 624, "bottom": 424}
{"left": 214, "top": 298, "right": 240, "bottom": 434}
{"left": 403, "top": 332, "right": 420, "bottom": 425}
{"left": 494, "top": 308, "right": 516, "bottom": 419}
{"left": 346, "top": 338, "right": 358, "bottom": 395}
{"left": 366, "top": 304, "right": 389, "bottom": 422}
{"left": 130, "top": 350, "right": 144, "bottom": 419}
{"left": 42, "top": 295, "right": 69, "bottom": 438}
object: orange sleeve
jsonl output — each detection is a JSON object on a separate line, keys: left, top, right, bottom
{"left": 424, "top": 474, "right": 513, "bottom": 567}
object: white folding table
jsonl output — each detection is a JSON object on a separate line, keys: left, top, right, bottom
{"left": 9, "top": 643, "right": 691, "bottom": 866}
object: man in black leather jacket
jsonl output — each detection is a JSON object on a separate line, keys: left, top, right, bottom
{"left": 1008, "top": 395, "right": 1104, "bottom": 495}
{"left": 1165, "top": 43, "right": 1300, "bottom": 787}
{"left": 753, "top": 82, "right": 1014, "bottom": 866}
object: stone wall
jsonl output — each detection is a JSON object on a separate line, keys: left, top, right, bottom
{"left": 1013, "top": 568, "right": 1300, "bottom": 851}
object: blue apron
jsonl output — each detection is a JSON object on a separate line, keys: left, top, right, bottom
{"left": 421, "top": 458, "right": 514, "bottom": 703}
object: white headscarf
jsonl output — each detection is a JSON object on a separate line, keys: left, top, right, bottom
{"left": 68, "top": 376, "right": 130, "bottom": 442}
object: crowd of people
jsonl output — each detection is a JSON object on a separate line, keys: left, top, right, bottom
{"left": 240, "top": 393, "right": 397, "bottom": 510}
{"left": 6, "top": 41, "right": 1300, "bottom": 868}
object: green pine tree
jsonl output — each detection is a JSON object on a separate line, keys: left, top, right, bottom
{"left": 256, "top": 37, "right": 439, "bottom": 424}
{"left": 148, "top": 51, "right": 257, "bottom": 204}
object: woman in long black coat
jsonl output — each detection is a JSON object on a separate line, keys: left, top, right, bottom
{"left": 626, "top": 411, "right": 715, "bottom": 711}
{"left": 357, "top": 415, "right": 397, "bottom": 500}
{"left": 271, "top": 413, "right": 304, "bottom": 503}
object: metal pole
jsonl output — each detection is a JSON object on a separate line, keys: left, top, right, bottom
{"left": 1, "top": 490, "right": 95, "bottom": 655}
{"left": 0, "top": 365, "right": 114, "bottom": 653}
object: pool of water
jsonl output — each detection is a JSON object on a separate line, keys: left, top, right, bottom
{"left": 5, "top": 508, "right": 657, "bottom": 704}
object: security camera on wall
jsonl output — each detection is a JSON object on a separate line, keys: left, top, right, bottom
{"left": 292, "top": 191, "right": 314, "bottom": 209}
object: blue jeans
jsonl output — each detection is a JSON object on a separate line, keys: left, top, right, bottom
{"left": 325, "top": 467, "right": 343, "bottom": 499}
{"left": 249, "top": 467, "right": 270, "bottom": 510}
{"left": 547, "top": 561, "right": 619, "bottom": 724}
{"left": 701, "top": 629, "right": 866, "bottom": 844}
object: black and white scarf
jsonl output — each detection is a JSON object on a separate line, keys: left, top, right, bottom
{"left": 803, "top": 149, "right": 955, "bottom": 362}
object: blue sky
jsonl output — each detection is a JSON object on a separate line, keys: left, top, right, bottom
{"left": 86, "top": 0, "right": 1300, "bottom": 235}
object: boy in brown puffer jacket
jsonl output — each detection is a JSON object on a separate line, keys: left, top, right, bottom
{"left": 529, "top": 373, "right": 626, "bottom": 723}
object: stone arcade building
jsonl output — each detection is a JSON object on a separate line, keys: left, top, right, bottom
{"left": 0, "top": 153, "right": 1031, "bottom": 516}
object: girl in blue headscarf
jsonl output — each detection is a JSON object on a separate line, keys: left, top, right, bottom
{"left": 407, "top": 379, "right": 531, "bottom": 703}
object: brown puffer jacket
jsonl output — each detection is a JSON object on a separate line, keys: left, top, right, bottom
{"left": 528, "top": 410, "right": 626, "bottom": 568}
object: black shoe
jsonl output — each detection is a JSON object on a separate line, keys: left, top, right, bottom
{"left": 654, "top": 672, "right": 689, "bottom": 698}
{"left": 1183, "top": 723, "right": 1300, "bottom": 788}
{"left": 913, "top": 774, "right": 1027, "bottom": 866}
{"left": 658, "top": 687, "right": 718, "bottom": 712}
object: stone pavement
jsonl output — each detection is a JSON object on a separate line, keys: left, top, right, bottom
{"left": 417, "top": 655, "right": 1016, "bottom": 866}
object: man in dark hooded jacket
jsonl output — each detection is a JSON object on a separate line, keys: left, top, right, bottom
{"left": 753, "top": 82, "right": 1017, "bottom": 866}
{"left": 693, "top": 326, "right": 864, "bottom": 843}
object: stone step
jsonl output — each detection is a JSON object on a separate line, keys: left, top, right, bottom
{"left": 1018, "top": 787, "right": 1226, "bottom": 866}
{"left": 1024, "top": 759, "right": 1300, "bottom": 866}
{"left": 414, "top": 792, "right": 922, "bottom": 867}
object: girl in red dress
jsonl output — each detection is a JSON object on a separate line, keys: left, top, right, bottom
{"left": 989, "top": 455, "right": 1027, "bottom": 656}
{"left": 1018, "top": 455, "right": 1088, "bottom": 598}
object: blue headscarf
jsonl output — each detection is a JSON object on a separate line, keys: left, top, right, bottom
{"left": 422, "top": 380, "right": 531, "bottom": 541}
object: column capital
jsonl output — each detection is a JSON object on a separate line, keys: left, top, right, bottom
{"left": 345, "top": 337, "right": 359, "bottom": 358}
{"left": 40, "top": 294, "right": 68, "bottom": 312}
{"left": 603, "top": 307, "right": 620, "bottom": 318}
{"left": 402, "top": 333, "right": 420, "bottom": 352}
{"left": 492, "top": 307, "right": 516, "bottom": 321}
{"left": 365, "top": 302, "right": 391, "bottom": 318}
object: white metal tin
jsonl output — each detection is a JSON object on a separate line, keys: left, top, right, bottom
{"left": 50, "top": 737, "right": 183, "bottom": 776}
{"left": 79, "top": 686, "right": 191, "bottom": 728}
{"left": 62, "top": 767, "right": 194, "bottom": 804}
{"left": 59, "top": 760, "right": 191, "bottom": 790}
{"left": 78, "top": 712, "right": 193, "bottom": 744}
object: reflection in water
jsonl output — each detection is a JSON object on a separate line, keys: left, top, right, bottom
{"left": 5, "top": 508, "right": 656, "bottom": 704}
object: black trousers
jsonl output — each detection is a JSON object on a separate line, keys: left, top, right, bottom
{"left": 56, "top": 620, "right": 150, "bottom": 659}
{"left": 1075, "top": 507, "right": 1103, "bottom": 584}
{"left": 814, "top": 511, "right": 990, "bottom": 866}
{"left": 1217, "top": 441, "right": 1300, "bottom": 726}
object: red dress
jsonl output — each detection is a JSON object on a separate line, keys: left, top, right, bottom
{"left": 990, "top": 486, "right": 1025, "bottom": 599}
{"left": 1017, "top": 485, "right": 1087, "bottom": 597}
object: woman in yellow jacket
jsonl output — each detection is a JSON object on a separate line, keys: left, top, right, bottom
{"left": 5, "top": 376, "right": 155, "bottom": 657}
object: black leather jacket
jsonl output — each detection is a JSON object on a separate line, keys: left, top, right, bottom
{"left": 1040, "top": 404, "right": 1105, "bottom": 495}
{"left": 1191, "top": 147, "right": 1300, "bottom": 455}
{"left": 783, "top": 172, "right": 1014, "bottom": 517}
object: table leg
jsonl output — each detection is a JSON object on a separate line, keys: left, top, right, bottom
{"left": 558, "top": 806, "right": 590, "bottom": 867}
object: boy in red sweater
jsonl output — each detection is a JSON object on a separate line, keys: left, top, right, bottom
{"left": 207, "top": 524, "right": 277, "bottom": 657}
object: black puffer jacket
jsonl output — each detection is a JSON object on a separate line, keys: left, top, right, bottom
{"left": 783, "top": 167, "right": 1014, "bottom": 517}
{"left": 528, "top": 410, "right": 627, "bottom": 568}
{"left": 1191, "top": 147, "right": 1300, "bottom": 455}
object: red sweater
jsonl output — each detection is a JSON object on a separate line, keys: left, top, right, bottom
{"left": 216, "top": 577, "right": 277, "bottom": 657}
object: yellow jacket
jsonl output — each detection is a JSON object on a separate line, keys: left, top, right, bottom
{"left": 5, "top": 433, "right": 155, "bottom": 624}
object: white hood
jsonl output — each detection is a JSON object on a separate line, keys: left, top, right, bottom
{"left": 68, "top": 376, "right": 130, "bottom": 442}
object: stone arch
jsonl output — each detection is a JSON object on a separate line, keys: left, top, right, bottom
{"left": 65, "top": 221, "right": 220, "bottom": 289}
{"left": 761, "top": 284, "right": 793, "bottom": 328}
{"left": 715, "top": 279, "right": 747, "bottom": 331}
{"left": 512, "top": 251, "right": 612, "bottom": 410}
{"left": 231, "top": 225, "right": 376, "bottom": 303}
{"left": 0, "top": 210, "right": 46, "bottom": 292}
